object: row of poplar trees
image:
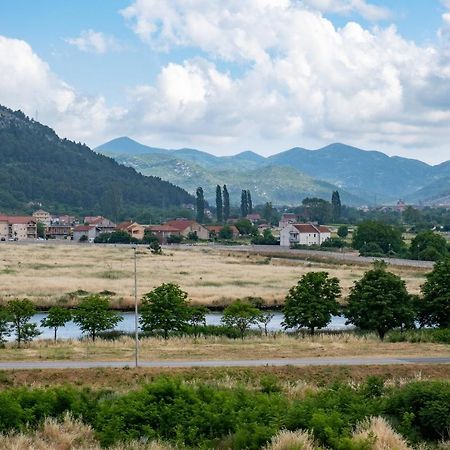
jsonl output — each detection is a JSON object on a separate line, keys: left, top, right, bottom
{"left": 196, "top": 185, "right": 253, "bottom": 223}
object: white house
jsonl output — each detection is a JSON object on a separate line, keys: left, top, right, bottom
{"left": 280, "top": 223, "right": 331, "bottom": 247}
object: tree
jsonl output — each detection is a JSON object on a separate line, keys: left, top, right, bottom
{"left": 258, "top": 312, "right": 275, "bottom": 336}
{"left": 410, "top": 231, "right": 449, "bottom": 261}
{"left": 6, "top": 299, "right": 40, "bottom": 346}
{"left": 73, "top": 295, "right": 122, "bottom": 341}
{"left": 337, "top": 225, "right": 348, "bottom": 239}
{"left": 140, "top": 283, "right": 190, "bottom": 339}
{"left": 420, "top": 257, "right": 450, "bottom": 328}
{"left": 218, "top": 225, "right": 233, "bottom": 240}
{"left": 222, "top": 299, "right": 261, "bottom": 339}
{"left": 142, "top": 229, "right": 159, "bottom": 245}
{"left": 331, "top": 191, "right": 342, "bottom": 222}
{"left": 235, "top": 218, "right": 257, "bottom": 236}
{"left": 215, "top": 185, "right": 223, "bottom": 223}
{"left": 247, "top": 190, "right": 253, "bottom": 214}
{"left": 41, "top": 307, "right": 72, "bottom": 341}
{"left": 262, "top": 202, "right": 274, "bottom": 224}
{"left": 223, "top": 185, "right": 230, "bottom": 221}
{"left": 240, "top": 190, "right": 249, "bottom": 217}
{"left": 36, "top": 222, "right": 46, "bottom": 239}
{"left": 149, "top": 240, "right": 162, "bottom": 254}
{"left": 344, "top": 262, "right": 413, "bottom": 339}
{"left": 352, "top": 220, "right": 404, "bottom": 254}
{"left": 0, "top": 307, "right": 11, "bottom": 344}
{"left": 282, "top": 272, "right": 341, "bottom": 335}
{"left": 196, "top": 187, "right": 205, "bottom": 223}
{"left": 188, "top": 305, "right": 209, "bottom": 337}
{"left": 300, "top": 198, "right": 332, "bottom": 224}
{"left": 251, "top": 228, "right": 278, "bottom": 245}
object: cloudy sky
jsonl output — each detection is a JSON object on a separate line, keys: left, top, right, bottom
{"left": 1, "top": 0, "right": 449, "bottom": 163}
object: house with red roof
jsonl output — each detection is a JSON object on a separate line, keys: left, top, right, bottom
{"left": 73, "top": 225, "right": 100, "bottom": 242}
{"left": 0, "top": 215, "right": 37, "bottom": 241}
{"left": 206, "top": 225, "right": 239, "bottom": 239}
{"left": 116, "top": 221, "right": 145, "bottom": 241}
{"left": 146, "top": 224, "right": 181, "bottom": 243}
{"left": 84, "top": 216, "right": 116, "bottom": 234}
{"left": 280, "top": 223, "right": 331, "bottom": 247}
{"left": 165, "top": 219, "right": 209, "bottom": 240}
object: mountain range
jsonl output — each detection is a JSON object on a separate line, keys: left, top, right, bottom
{"left": 0, "top": 106, "right": 193, "bottom": 218}
{"left": 96, "top": 137, "right": 450, "bottom": 206}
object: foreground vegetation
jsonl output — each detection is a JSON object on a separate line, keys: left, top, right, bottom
{"left": 0, "top": 375, "right": 448, "bottom": 449}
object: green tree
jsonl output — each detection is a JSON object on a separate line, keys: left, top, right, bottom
{"left": 6, "top": 299, "right": 40, "bottom": 346}
{"left": 149, "top": 240, "right": 162, "bottom": 255}
{"left": 283, "top": 272, "right": 341, "bottom": 335}
{"left": 222, "top": 299, "right": 261, "bottom": 339}
{"left": 410, "top": 231, "right": 449, "bottom": 261}
{"left": 262, "top": 202, "right": 274, "bottom": 224}
{"left": 352, "top": 220, "right": 404, "bottom": 254}
{"left": 215, "top": 185, "right": 223, "bottom": 223}
{"left": 300, "top": 197, "right": 332, "bottom": 224}
{"left": 218, "top": 225, "right": 233, "bottom": 240}
{"left": 188, "top": 305, "right": 209, "bottom": 337}
{"left": 196, "top": 187, "right": 205, "bottom": 224}
{"left": 247, "top": 190, "right": 253, "bottom": 214}
{"left": 331, "top": 191, "right": 341, "bottom": 222}
{"left": 235, "top": 218, "right": 257, "bottom": 236}
{"left": 223, "top": 185, "right": 230, "bottom": 222}
{"left": 240, "top": 190, "right": 249, "bottom": 217}
{"left": 258, "top": 312, "right": 275, "bottom": 336}
{"left": 420, "top": 257, "right": 450, "bottom": 328}
{"left": 0, "top": 307, "right": 11, "bottom": 344}
{"left": 36, "top": 222, "right": 46, "bottom": 239}
{"left": 251, "top": 228, "right": 278, "bottom": 245}
{"left": 345, "top": 262, "right": 414, "bottom": 339}
{"left": 142, "top": 229, "right": 159, "bottom": 245}
{"left": 73, "top": 295, "right": 122, "bottom": 341}
{"left": 140, "top": 283, "right": 190, "bottom": 339}
{"left": 337, "top": 225, "right": 348, "bottom": 239}
{"left": 40, "top": 307, "right": 72, "bottom": 341}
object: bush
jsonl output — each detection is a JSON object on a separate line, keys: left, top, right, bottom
{"left": 387, "top": 328, "right": 450, "bottom": 344}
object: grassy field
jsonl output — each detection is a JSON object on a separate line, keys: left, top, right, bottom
{"left": 0, "top": 243, "right": 430, "bottom": 309}
{"left": 1, "top": 333, "right": 448, "bottom": 361}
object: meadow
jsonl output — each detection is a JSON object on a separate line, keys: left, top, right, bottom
{"left": 0, "top": 243, "right": 430, "bottom": 309}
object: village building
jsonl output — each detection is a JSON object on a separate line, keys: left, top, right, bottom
{"left": 32, "top": 209, "right": 52, "bottom": 227}
{"left": 246, "top": 213, "right": 261, "bottom": 223}
{"left": 116, "top": 221, "right": 146, "bottom": 241}
{"left": 146, "top": 224, "right": 181, "bottom": 243}
{"left": 45, "top": 224, "right": 72, "bottom": 240}
{"left": 0, "top": 215, "right": 37, "bottom": 241}
{"left": 84, "top": 216, "right": 116, "bottom": 234}
{"left": 72, "top": 225, "right": 100, "bottom": 242}
{"left": 165, "top": 219, "right": 209, "bottom": 240}
{"left": 279, "top": 213, "right": 299, "bottom": 229}
{"left": 280, "top": 223, "right": 331, "bottom": 247}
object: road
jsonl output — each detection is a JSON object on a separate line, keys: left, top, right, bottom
{"left": 1, "top": 356, "right": 449, "bottom": 370}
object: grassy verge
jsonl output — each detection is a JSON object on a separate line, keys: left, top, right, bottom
{"left": 1, "top": 333, "right": 449, "bottom": 361}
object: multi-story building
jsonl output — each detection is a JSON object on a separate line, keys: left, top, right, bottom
{"left": 280, "top": 223, "right": 331, "bottom": 247}
{"left": 0, "top": 216, "right": 37, "bottom": 241}
{"left": 32, "top": 209, "right": 52, "bottom": 226}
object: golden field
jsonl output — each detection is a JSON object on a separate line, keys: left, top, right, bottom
{"left": 0, "top": 242, "right": 430, "bottom": 309}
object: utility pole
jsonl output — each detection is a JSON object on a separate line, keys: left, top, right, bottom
{"left": 132, "top": 245, "right": 139, "bottom": 367}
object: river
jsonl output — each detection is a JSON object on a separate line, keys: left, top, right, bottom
{"left": 21, "top": 312, "right": 352, "bottom": 340}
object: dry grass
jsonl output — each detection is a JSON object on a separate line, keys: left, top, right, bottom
{"left": 352, "top": 416, "right": 411, "bottom": 449}
{"left": 0, "top": 243, "right": 429, "bottom": 308}
{"left": 264, "top": 429, "right": 317, "bottom": 450}
{"left": 1, "top": 364, "right": 448, "bottom": 391}
{"left": 0, "top": 414, "right": 175, "bottom": 450}
{"left": 1, "top": 333, "right": 449, "bottom": 362}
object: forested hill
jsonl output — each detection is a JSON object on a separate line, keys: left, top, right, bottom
{"left": 0, "top": 106, "right": 193, "bottom": 218}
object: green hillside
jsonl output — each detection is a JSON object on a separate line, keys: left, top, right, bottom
{"left": 0, "top": 106, "right": 193, "bottom": 218}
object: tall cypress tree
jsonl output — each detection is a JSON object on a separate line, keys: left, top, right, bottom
{"left": 196, "top": 187, "right": 205, "bottom": 223}
{"left": 215, "top": 185, "right": 223, "bottom": 223}
{"left": 331, "top": 191, "right": 341, "bottom": 222}
{"left": 241, "top": 190, "right": 249, "bottom": 217}
{"left": 247, "top": 190, "right": 253, "bottom": 214}
{"left": 223, "top": 185, "right": 230, "bottom": 222}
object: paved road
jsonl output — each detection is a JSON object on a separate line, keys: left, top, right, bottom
{"left": 1, "top": 357, "right": 449, "bottom": 370}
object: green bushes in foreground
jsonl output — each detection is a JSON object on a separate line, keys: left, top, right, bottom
{"left": 0, "top": 378, "right": 448, "bottom": 449}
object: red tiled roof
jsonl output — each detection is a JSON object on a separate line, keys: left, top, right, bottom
{"left": 165, "top": 220, "right": 197, "bottom": 231}
{"left": 292, "top": 224, "right": 331, "bottom": 234}
{"left": 0, "top": 215, "right": 35, "bottom": 224}
{"left": 147, "top": 225, "right": 180, "bottom": 232}
{"left": 117, "top": 221, "right": 134, "bottom": 230}
{"left": 206, "top": 225, "right": 238, "bottom": 233}
{"left": 73, "top": 225, "right": 96, "bottom": 232}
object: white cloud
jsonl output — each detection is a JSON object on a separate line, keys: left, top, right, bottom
{"left": 0, "top": 35, "right": 124, "bottom": 142}
{"left": 117, "top": 0, "right": 450, "bottom": 163}
{"left": 66, "top": 29, "right": 120, "bottom": 53}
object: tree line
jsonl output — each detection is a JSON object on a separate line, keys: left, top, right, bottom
{"left": 2, "top": 257, "right": 447, "bottom": 345}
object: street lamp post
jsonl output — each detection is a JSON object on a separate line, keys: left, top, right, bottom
{"left": 132, "top": 244, "right": 139, "bottom": 368}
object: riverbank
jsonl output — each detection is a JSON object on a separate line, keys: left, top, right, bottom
{"left": 1, "top": 334, "right": 448, "bottom": 362}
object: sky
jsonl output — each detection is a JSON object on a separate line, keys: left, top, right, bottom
{"left": 0, "top": 0, "right": 450, "bottom": 164}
